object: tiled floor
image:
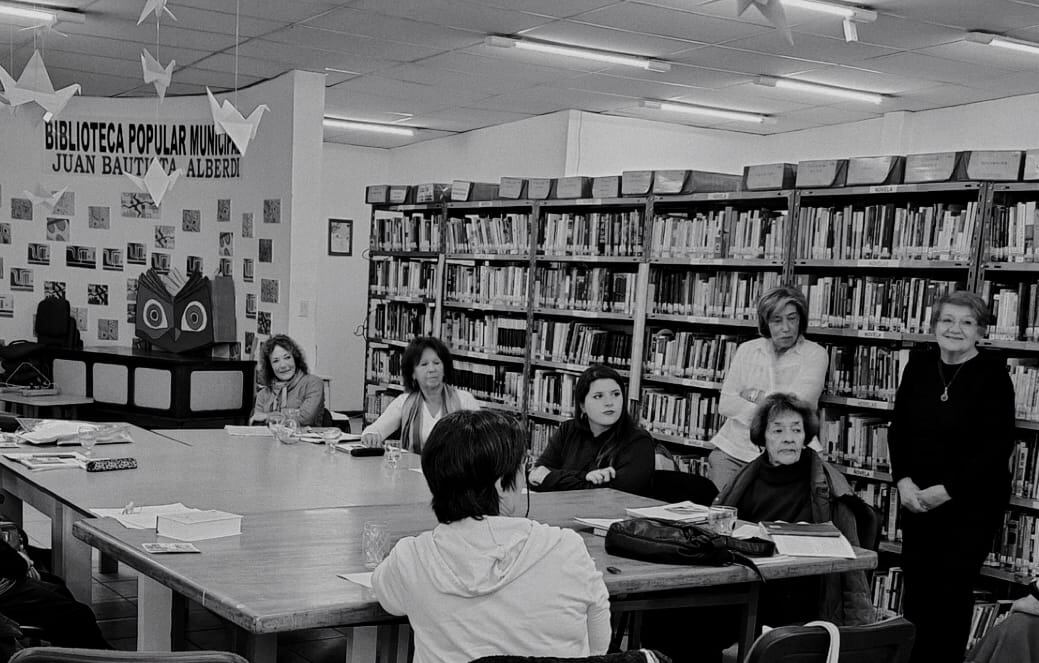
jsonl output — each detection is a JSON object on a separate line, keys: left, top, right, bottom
{"left": 24, "top": 507, "right": 352, "bottom": 662}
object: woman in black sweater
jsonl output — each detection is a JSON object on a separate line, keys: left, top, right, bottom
{"left": 890, "top": 290, "right": 1016, "bottom": 663}
{"left": 529, "top": 365, "right": 655, "bottom": 496}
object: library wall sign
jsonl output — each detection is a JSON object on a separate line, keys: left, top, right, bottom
{"left": 43, "top": 118, "right": 243, "bottom": 179}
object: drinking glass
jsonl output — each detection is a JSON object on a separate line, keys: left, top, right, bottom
{"left": 320, "top": 427, "right": 341, "bottom": 454}
{"left": 708, "top": 506, "right": 738, "bottom": 535}
{"left": 265, "top": 411, "right": 285, "bottom": 435}
{"left": 383, "top": 439, "right": 402, "bottom": 468}
{"left": 275, "top": 418, "right": 298, "bottom": 444}
{"left": 77, "top": 425, "right": 98, "bottom": 458}
{"left": 281, "top": 408, "right": 301, "bottom": 425}
{"left": 362, "top": 520, "right": 390, "bottom": 569}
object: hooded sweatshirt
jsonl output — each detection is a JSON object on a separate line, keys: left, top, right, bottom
{"left": 372, "top": 516, "right": 611, "bottom": 663}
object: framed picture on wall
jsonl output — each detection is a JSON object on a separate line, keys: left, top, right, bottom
{"left": 328, "top": 218, "right": 353, "bottom": 256}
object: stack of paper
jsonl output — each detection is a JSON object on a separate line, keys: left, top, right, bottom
{"left": 574, "top": 517, "right": 624, "bottom": 536}
{"left": 625, "top": 500, "right": 711, "bottom": 523}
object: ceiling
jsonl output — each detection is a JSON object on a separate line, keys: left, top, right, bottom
{"left": 4, "top": 0, "right": 1039, "bottom": 148}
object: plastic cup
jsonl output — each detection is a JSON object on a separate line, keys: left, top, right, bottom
{"left": 320, "top": 427, "right": 341, "bottom": 454}
{"left": 275, "top": 418, "right": 298, "bottom": 445}
{"left": 383, "top": 439, "right": 402, "bottom": 468}
{"left": 708, "top": 506, "right": 738, "bottom": 535}
{"left": 362, "top": 520, "right": 390, "bottom": 569}
{"left": 78, "top": 425, "right": 98, "bottom": 457}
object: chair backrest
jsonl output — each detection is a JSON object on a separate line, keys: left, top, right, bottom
{"left": 840, "top": 494, "right": 883, "bottom": 552}
{"left": 745, "top": 617, "right": 915, "bottom": 663}
{"left": 648, "top": 470, "right": 718, "bottom": 506}
{"left": 33, "top": 297, "right": 81, "bottom": 349}
{"left": 11, "top": 648, "right": 249, "bottom": 663}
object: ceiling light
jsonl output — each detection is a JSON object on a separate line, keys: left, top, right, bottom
{"left": 755, "top": 75, "right": 886, "bottom": 104}
{"left": 0, "top": 4, "right": 55, "bottom": 23}
{"left": 0, "top": 2, "right": 83, "bottom": 24}
{"left": 322, "top": 117, "right": 415, "bottom": 137}
{"left": 782, "top": 0, "right": 877, "bottom": 22}
{"left": 641, "top": 100, "right": 772, "bottom": 124}
{"left": 967, "top": 32, "right": 1039, "bottom": 56}
{"left": 485, "top": 35, "right": 670, "bottom": 72}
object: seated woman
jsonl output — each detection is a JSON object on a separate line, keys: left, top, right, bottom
{"left": 528, "top": 365, "right": 655, "bottom": 496}
{"left": 372, "top": 410, "right": 611, "bottom": 663}
{"left": 361, "top": 336, "right": 480, "bottom": 453}
{"left": 250, "top": 334, "right": 325, "bottom": 426}
{"left": 717, "top": 392, "right": 873, "bottom": 626}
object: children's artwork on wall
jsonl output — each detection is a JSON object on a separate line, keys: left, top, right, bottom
{"left": 53, "top": 191, "right": 75, "bottom": 216}
{"left": 121, "top": 192, "right": 160, "bottom": 218}
{"left": 126, "top": 302, "right": 136, "bottom": 324}
{"left": 127, "top": 278, "right": 138, "bottom": 300}
{"left": 151, "top": 251, "right": 171, "bottom": 274}
{"left": 87, "top": 284, "right": 109, "bottom": 306}
{"left": 217, "top": 198, "right": 230, "bottom": 222}
{"left": 328, "top": 218, "right": 352, "bottom": 256}
{"left": 263, "top": 198, "right": 281, "bottom": 224}
{"left": 244, "top": 330, "right": 255, "bottom": 358}
{"left": 10, "top": 267, "right": 33, "bottom": 291}
{"left": 66, "top": 245, "right": 96, "bottom": 269}
{"left": 257, "top": 310, "right": 271, "bottom": 335}
{"left": 127, "top": 242, "right": 146, "bottom": 265}
{"left": 218, "top": 232, "right": 233, "bottom": 256}
{"left": 242, "top": 212, "right": 253, "bottom": 238}
{"left": 182, "top": 209, "right": 200, "bottom": 232}
{"left": 260, "top": 278, "right": 279, "bottom": 304}
{"left": 245, "top": 293, "right": 256, "bottom": 319}
{"left": 258, "top": 238, "right": 272, "bottom": 263}
{"left": 72, "top": 306, "right": 87, "bottom": 332}
{"left": 155, "top": 225, "right": 175, "bottom": 249}
{"left": 186, "top": 255, "right": 202, "bottom": 274}
{"left": 102, "top": 248, "right": 123, "bottom": 271}
{"left": 46, "top": 217, "right": 69, "bottom": 242}
{"left": 242, "top": 258, "right": 254, "bottom": 282}
{"left": 0, "top": 295, "right": 12, "bottom": 318}
{"left": 0, "top": 224, "right": 9, "bottom": 244}
{"left": 98, "top": 319, "right": 118, "bottom": 341}
{"left": 10, "top": 199, "right": 32, "bottom": 221}
{"left": 27, "top": 243, "right": 50, "bottom": 266}
{"left": 88, "top": 206, "right": 111, "bottom": 229}
{"left": 219, "top": 257, "right": 232, "bottom": 276}
{"left": 44, "top": 281, "right": 66, "bottom": 298}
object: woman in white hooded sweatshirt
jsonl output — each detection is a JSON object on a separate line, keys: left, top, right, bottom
{"left": 372, "top": 410, "right": 612, "bottom": 663}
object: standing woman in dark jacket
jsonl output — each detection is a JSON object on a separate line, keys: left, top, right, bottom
{"left": 529, "top": 365, "right": 655, "bottom": 496}
{"left": 890, "top": 290, "right": 1016, "bottom": 663}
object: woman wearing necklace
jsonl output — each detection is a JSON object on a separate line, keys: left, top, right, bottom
{"left": 890, "top": 290, "right": 1015, "bottom": 663}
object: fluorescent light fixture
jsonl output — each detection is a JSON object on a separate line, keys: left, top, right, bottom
{"left": 322, "top": 117, "right": 416, "bottom": 137}
{"left": 0, "top": 3, "right": 55, "bottom": 22}
{"left": 641, "top": 100, "right": 772, "bottom": 124}
{"left": 0, "top": 1, "right": 84, "bottom": 24}
{"left": 967, "top": 32, "right": 1039, "bottom": 56}
{"left": 782, "top": 0, "right": 877, "bottom": 22}
{"left": 755, "top": 75, "right": 886, "bottom": 104}
{"left": 485, "top": 35, "right": 670, "bottom": 72}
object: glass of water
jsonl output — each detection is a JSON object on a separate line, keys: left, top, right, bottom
{"left": 320, "top": 427, "right": 341, "bottom": 454}
{"left": 77, "top": 425, "right": 98, "bottom": 457}
{"left": 362, "top": 520, "right": 390, "bottom": 569}
{"left": 384, "top": 439, "right": 402, "bottom": 468}
{"left": 708, "top": 506, "right": 738, "bottom": 535}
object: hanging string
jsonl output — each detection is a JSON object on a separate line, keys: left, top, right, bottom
{"left": 234, "top": 0, "right": 240, "bottom": 108}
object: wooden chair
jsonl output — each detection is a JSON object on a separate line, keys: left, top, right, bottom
{"left": 10, "top": 649, "right": 249, "bottom": 663}
{"left": 744, "top": 617, "right": 915, "bottom": 663}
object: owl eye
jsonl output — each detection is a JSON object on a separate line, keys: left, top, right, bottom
{"left": 143, "top": 299, "right": 168, "bottom": 330}
{"left": 180, "top": 301, "right": 208, "bottom": 332}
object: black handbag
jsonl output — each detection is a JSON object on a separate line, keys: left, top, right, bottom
{"left": 604, "top": 518, "right": 775, "bottom": 573}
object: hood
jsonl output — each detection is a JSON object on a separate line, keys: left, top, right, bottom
{"left": 420, "top": 516, "right": 568, "bottom": 597}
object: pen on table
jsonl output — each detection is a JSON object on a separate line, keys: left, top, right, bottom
{"left": 606, "top": 566, "right": 622, "bottom": 574}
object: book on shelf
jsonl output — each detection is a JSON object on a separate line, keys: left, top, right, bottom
{"left": 452, "top": 361, "right": 522, "bottom": 408}
{"left": 644, "top": 330, "right": 744, "bottom": 382}
{"left": 796, "top": 275, "right": 962, "bottom": 333}
{"left": 531, "top": 320, "right": 632, "bottom": 367}
{"left": 981, "top": 280, "right": 1039, "bottom": 342}
{"left": 533, "top": 266, "right": 638, "bottom": 315}
{"left": 640, "top": 390, "right": 721, "bottom": 441}
{"left": 539, "top": 210, "right": 643, "bottom": 257}
{"left": 445, "top": 212, "right": 530, "bottom": 255}
{"left": 443, "top": 312, "right": 528, "bottom": 357}
{"left": 371, "top": 212, "right": 441, "bottom": 252}
{"left": 444, "top": 263, "right": 528, "bottom": 307}
{"left": 368, "top": 300, "right": 429, "bottom": 342}
{"left": 987, "top": 201, "right": 1038, "bottom": 263}
{"left": 648, "top": 270, "right": 781, "bottom": 319}
{"left": 370, "top": 258, "right": 438, "bottom": 299}
{"left": 650, "top": 207, "right": 786, "bottom": 261}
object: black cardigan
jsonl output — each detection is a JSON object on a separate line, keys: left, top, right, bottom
{"left": 533, "top": 418, "right": 655, "bottom": 496}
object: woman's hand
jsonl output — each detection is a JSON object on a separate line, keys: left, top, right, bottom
{"left": 360, "top": 431, "right": 382, "bottom": 448}
{"left": 528, "top": 465, "right": 551, "bottom": 486}
{"left": 897, "top": 477, "right": 927, "bottom": 513}
{"left": 250, "top": 412, "right": 267, "bottom": 424}
{"left": 585, "top": 467, "right": 616, "bottom": 485}
{"left": 918, "top": 485, "right": 951, "bottom": 511}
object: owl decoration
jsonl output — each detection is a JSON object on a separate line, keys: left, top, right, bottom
{"left": 135, "top": 268, "right": 236, "bottom": 353}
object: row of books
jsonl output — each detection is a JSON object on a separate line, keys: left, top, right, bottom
{"left": 442, "top": 312, "right": 528, "bottom": 357}
{"left": 445, "top": 213, "right": 531, "bottom": 255}
{"left": 370, "top": 258, "right": 438, "bottom": 299}
{"left": 1009, "top": 435, "right": 1039, "bottom": 501}
{"left": 539, "top": 211, "right": 644, "bottom": 257}
{"left": 966, "top": 599, "right": 1013, "bottom": 653}
{"left": 871, "top": 567, "right": 905, "bottom": 616}
{"left": 365, "top": 347, "right": 402, "bottom": 386}
{"left": 670, "top": 453, "right": 711, "bottom": 477}
{"left": 988, "top": 509, "right": 1039, "bottom": 576}
{"left": 823, "top": 344, "right": 909, "bottom": 402}
{"left": 649, "top": 209, "right": 787, "bottom": 260}
{"left": 981, "top": 281, "right": 1039, "bottom": 342}
{"left": 639, "top": 389, "right": 722, "bottom": 441}
{"left": 529, "top": 421, "right": 559, "bottom": 460}
{"left": 453, "top": 361, "right": 522, "bottom": 408}
{"left": 648, "top": 270, "right": 782, "bottom": 319}
{"left": 444, "top": 264, "right": 528, "bottom": 307}
{"left": 364, "top": 390, "right": 398, "bottom": 424}
{"left": 367, "top": 301, "right": 431, "bottom": 343}
{"left": 529, "top": 370, "right": 579, "bottom": 418}
{"left": 986, "top": 201, "right": 1039, "bottom": 262}
{"left": 1009, "top": 360, "right": 1039, "bottom": 422}
{"left": 533, "top": 267, "right": 639, "bottom": 315}
{"left": 794, "top": 275, "right": 961, "bottom": 333}
{"left": 372, "top": 213, "right": 442, "bottom": 252}
{"left": 794, "top": 202, "right": 978, "bottom": 261}
{"left": 530, "top": 321, "right": 633, "bottom": 367}
{"left": 818, "top": 409, "right": 891, "bottom": 473}
{"left": 643, "top": 331, "right": 744, "bottom": 383}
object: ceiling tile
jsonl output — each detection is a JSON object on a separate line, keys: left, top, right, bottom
{"left": 609, "top": 105, "right": 732, "bottom": 130}
{"left": 863, "top": 51, "right": 1021, "bottom": 87}
{"left": 330, "top": 75, "right": 492, "bottom": 107}
{"left": 668, "top": 45, "right": 825, "bottom": 77}
{"left": 887, "top": 0, "right": 1039, "bottom": 33}
{"left": 408, "top": 106, "right": 534, "bottom": 132}
{"left": 470, "top": 85, "right": 633, "bottom": 114}
{"left": 723, "top": 31, "right": 901, "bottom": 66}
{"left": 521, "top": 19, "right": 704, "bottom": 57}
{"left": 324, "top": 88, "right": 456, "bottom": 118}
{"left": 628, "top": 63, "right": 749, "bottom": 90}
{"left": 376, "top": 62, "right": 540, "bottom": 95}
{"left": 187, "top": 54, "right": 292, "bottom": 81}
{"left": 411, "top": 51, "right": 585, "bottom": 86}
{"left": 235, "top": 40, "right": 396, "bottom": 75}
{"left": 559, "top": 73, "right": 704, "bottom": 99}
{"left": 885, "top": 83, "right": 1013, "bottom": 112}
{"left": 774, "top": 104, "right": 884, "bottom": 129}
{"left": 787, "top": 66, "right": 933, "bottom": 95}
{"left": 918, "top": 40, "right": 1039, "bottom": 73}
{"left": 170, "top": 67, "right": 263, "bottom": 91}
{"left": 795, "top": 13, "right": 966, "bottom": 50}
{"left": 300, "top": 8, "right": 486, "bottom": 49}
{"left": 573, "top": 3, "right": 772, "bottom": 45}
{"left": 454, "top": 0, "right": 623, "bottom": 18}
{"left": 666, "top": 87, "right": 815, "bottom": 114}
{"left": 349, "top": 0, "right": 556, "bottom": 33}
{"left": 85, "top": 0, "right": 287, "bottom": 38}
{"left": 262, "top": 25, "right": 445, "bottom": 62}
{"left": 171, "top": 0, "right": 343, "bottom": 23}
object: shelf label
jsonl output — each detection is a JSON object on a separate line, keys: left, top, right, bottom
{"left": 706, "top": 192, "right": 731, "bottom": 200}
{"left": 858, "top": 330, "right": 886, "bottom": 338}
{"left": 576, "top": 198, "right": 603, "bottom": 205}
{"left": 476, "top": 201, "right": 494, "bottom": 207}
{"left": 868, "top": 185, "right": 898, "bottom": 194}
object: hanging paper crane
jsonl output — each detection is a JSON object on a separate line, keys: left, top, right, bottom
{"left": 141, "top": 49, "right": 175, "bottom": 100}
{"left": 138, "top": 0, "right": 176, "bottom": 25}
{"left": 206, "top": 88, "right": 269, "bottom": 155}
{"left": 736, "top": 0, "right": 794, "bottom": 45}
{"left": 22, "top": 184, "right": 69, "bottom": 211}
{"left": 0, "top": 50, "right": 80, "bottom": 119}
{"left": 126, "top": 157, "right": 182, "bottom": 206}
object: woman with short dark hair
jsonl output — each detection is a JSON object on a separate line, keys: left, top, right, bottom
{"left": 361, "top": 336, "right": 480, "bottom": 452}
{"left": 528, "top": 364, "right": 655, "bottom": 496}
{"left": 372, "top": 410, "right": 611, "bottom": 663}
{"left": 251, "top": 333, "right": 325, "bottom": 426}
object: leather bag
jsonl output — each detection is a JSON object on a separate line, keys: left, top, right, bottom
{"left": 604, "top": 518, "right": 775, "bottom": 569}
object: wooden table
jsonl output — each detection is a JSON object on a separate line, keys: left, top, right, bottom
{"left": 74, "top": 490, "right": 877, "bottom": 663}
{"left": 0, "top": 392, "right": 94, "bottom": 418}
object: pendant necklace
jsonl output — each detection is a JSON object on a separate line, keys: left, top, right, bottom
{"left": 937, "top": 359, "right": 967, "bottom": 402}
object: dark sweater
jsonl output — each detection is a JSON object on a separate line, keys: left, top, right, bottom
{"left": 736, "top": 451, "right": 813, "bottom": 523}
{"left": 533, "top": 418, "right": 655, "bottom": 496}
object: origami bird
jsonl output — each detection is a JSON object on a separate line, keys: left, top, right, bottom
{"left": 126, "top": 157, "right": 182, "bottom": 206}
{"left": 138, "top": 0, "right": 176, "bottom": 25}
{"left": 22, "top": 184, "right": 69, "bottom": 211}
{"left": 206, "top": 88, "right": 269, "bottom": 155}
{"left": 736, "top": 0, "right": 793, "bottom": 45}
{"left": 0, "top": 50, "right": 80, "bottom": 118}
{"left": 141, "top": 49, "right": 175, "bottom": 100}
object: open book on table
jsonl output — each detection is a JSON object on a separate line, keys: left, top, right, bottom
{"left": 2, "top": 451, "right": 88, "bottom": 470}
{"left": 760, "top": 521, "right": 842, "bottom": 537}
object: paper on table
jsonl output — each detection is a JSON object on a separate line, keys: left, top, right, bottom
{"left": 225, "top": 426, "right": 273, "bottom": 436}
{"left": 731, "top": 524, "right": 762, "bottom": 540}
{"left": 574, "top": 517, "right": 623, "bottom": 536}
{"left": 338, "top": 572, "right": 373, "bottom": 589}
{"left": 91, "top": 503, "right": 200, "bottom": 529}
{"left": 752, "top": 555, "right": 798, "bottom": 566}
{"left": 771, "top": 533, "right": 857, "bottom": 559}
